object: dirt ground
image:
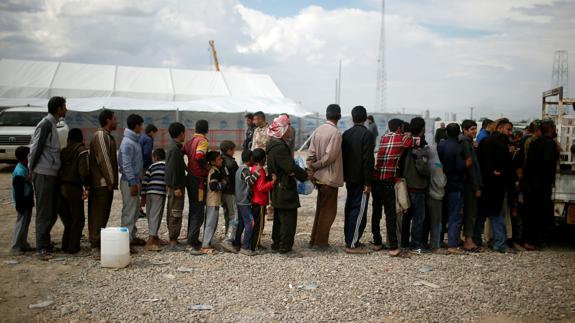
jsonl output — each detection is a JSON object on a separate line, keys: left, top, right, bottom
{"left": 0, "top": 160, "right": 574, "bottom": 322}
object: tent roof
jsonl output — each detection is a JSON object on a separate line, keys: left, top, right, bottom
{"left": 0, "top": 58, "right": 310, "bottom": 117}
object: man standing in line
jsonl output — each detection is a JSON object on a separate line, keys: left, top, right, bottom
{"left": 401, "top": 117, "right": 430, "bottom": 253}
{"left": 523, "top": 120, "right": 559, "bottom": 250}
{"left": 28, "top": 96, "right": 67, "bottom": 260}
{"left": 459, "top": 120, "right": 482, "bottom": 252}
{"left": 243, "top": 113, "right": 256, "bottom": 151}
{"left": 434, "top": 122, "right": 446, "bottom": 145}
{"left": 183, "top": 120, "right": 210, "bottom": 250}
{"left": 118, "top": 114, "right": 145, "bottom": 246}
{"left": 88, "top": 109, "right": 118, "bottom": 250}
{"left": 438, "top": 123, "right": 467, "bottom": 254}
{"left": 476, "top": 119, "right": 495, "bottom": 144}
{"left": 306, "top": 104, "right": 344, "bottom": 251}
{"left": 251, "top": 111, "right": 269, "bottom": 150}
{"left": 475, "top": 118, "right": 516, "bottom": 253}
{"left": 366, "top": 115, "right": 379, "bottom": 148}
{"left": 372, "top": 118, "right": 413, "bottom": 256}
{"left": 342, "top": 106, "right": 375, "bottom": 254}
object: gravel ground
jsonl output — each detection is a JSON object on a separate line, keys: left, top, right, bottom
{"left": 0, "top": 162, "right": 574, "bottom": 322}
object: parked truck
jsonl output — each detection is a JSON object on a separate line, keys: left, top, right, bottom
{"left": 542, "top": 87, "right": 575, "bottom": 225}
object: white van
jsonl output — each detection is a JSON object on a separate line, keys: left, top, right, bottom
{"left": 0, "top": 107, "right": 69, "bottom": 164}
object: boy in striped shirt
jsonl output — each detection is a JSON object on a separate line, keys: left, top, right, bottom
{"left": 141, "top": 148, "right": 167, "bottom": 252}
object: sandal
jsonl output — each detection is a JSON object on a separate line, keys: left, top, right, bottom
{"left": 372, "top": 244, "right": 384, "bottom": 252}
{"left": 463, "top": 246, "right": 483, "bottom": 253}
{"left": 448, "top": 248, "right": 466, "bottom": 255}
{"left": 200, "top": 248, "right": 218, "bottom": 255}
{"left": 144, "top": 244, "right": 162, "bottom": 252}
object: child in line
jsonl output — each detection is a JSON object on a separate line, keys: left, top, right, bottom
{"left": 233, "top": 150, "right": 259, "bottom": 255}
{"left": 141, "top": 148, "right": 167, "bottom": 252}
{"left": 11, "top": 146, "right": 34, "bottom": 255}
{"left": 250, "top": 148, "right": 276, "bottom": 251}
{"left": 202, "top": 151, "right": 226, "bottom": 254}
{"left": 59, "top": 128, "right": 90, "bottom": 254}
{"left": 220, "top": 141, "right": 239, "bottom": 252}
{"left": 164, "top": 122, "right": 187, "bottom": 248}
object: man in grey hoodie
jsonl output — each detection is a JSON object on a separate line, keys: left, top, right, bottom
{"left": 28, "top": 96, "right": 67, "bottom": 259}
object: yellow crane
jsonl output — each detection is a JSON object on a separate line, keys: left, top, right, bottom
{"left": 208, "top": 40, "right": 221, "bottom": 72}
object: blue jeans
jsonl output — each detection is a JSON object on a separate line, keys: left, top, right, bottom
{"left": 234, "top": 205, "right": 253, "bottom": 250}
{"left": 446, "top": 191, "right": 464, "bottom": 248}
{"left": 474, "top": 205, "right": 507, "bottom": 251}
{"left": 408, "top": 191, "right": 426, "bottom": 249}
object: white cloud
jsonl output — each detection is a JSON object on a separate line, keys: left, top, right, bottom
{"left": 0, "top": 0, "right": 574, "bottom": 120}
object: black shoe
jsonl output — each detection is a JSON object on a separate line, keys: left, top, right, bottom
{"left": 36, "top": 249, "right": 53, "bottom": 261}
{"left": 139, "top": 210, "right": 147, "bottom": 219}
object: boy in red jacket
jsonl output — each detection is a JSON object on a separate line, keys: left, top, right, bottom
{"left": 250, "top": 148, "right": 276, "bottom": 252}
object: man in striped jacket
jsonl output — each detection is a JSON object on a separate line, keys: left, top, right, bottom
{"left": 88, "top": 109, "right": 118, "bottom": 250}
{"left": 141, "top": 148, "right": 166, "bottom": 251}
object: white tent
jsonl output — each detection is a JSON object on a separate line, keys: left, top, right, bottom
{"left": 0, "top": 58, "right": 309, "bottom": 117}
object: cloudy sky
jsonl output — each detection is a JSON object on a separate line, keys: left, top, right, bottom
{"left": 1, "top": 0, "right": 574, "bottom": 120}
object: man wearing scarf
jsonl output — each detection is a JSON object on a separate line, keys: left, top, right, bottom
{"left": 266, "top": 115, "right": 308, "bottom": 255}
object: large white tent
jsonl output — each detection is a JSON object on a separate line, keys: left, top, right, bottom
{"left": 0, "top": 58, "right": 308, "bottom": 117}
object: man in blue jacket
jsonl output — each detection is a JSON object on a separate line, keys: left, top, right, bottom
{"left": 438, "top": 123, "right": 467, "bottom": 254}
{"left": 119, "top": 114, "right": 145, "bottom": 246}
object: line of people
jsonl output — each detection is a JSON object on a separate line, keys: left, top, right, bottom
{"left": 9, "top": 97, "right": 561, "bottom": 260}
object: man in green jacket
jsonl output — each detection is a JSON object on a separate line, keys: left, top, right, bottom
{"left": 266, "top": 115, "right": 308, "bottom": 255}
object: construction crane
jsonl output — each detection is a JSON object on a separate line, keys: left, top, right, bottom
{"left": 208, "top": 40, "right": 221, "bottom": 72}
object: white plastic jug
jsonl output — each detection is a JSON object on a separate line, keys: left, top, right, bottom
{"left": 101, "top": 227, "right": 130, "bottom": 268}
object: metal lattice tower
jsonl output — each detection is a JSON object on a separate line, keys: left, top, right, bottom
{"left": 374, "top": 0, "right": 386, "bottom": 112}
{"left": 552, "top": 50, "right": 569, "bottom": 97}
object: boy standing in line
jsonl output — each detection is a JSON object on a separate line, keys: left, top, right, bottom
{"left": 202, "top": 151, "right": 225, "bottom": 254}
{"left": 232, "top": 151, "right": 259, "bottom": 254}
{"left": 10, "top": 146, "right": 34, "bottom": 255}
{"left": 59, "top": 129, "right": 90, "bottom": 254}
{"left": 220, "top": 141, "right": 239, "bottom": 251}
{"left": 250, "top": 148, "right": 276, "bottom": 253}
{"left": 141, "top": 148, "right": 167, "bottom": 252}
{"left": 164, "top": 122, "right": 187, "bottom": 248}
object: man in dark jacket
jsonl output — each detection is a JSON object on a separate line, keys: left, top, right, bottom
{"left": 59, "top": 128, "right": 90, "bottom": 254}
{"left": 266, "top": 115, "right": 308, "bottom": 255}
{"left": 459, "top": 120, "right": 482, "bottom": 252}
{"left": 401, "top": 117, "right": 430, "bottom": 253}
{"left": 342, "top": 106, "right": 375, "bottom": 254}
{"left": 522, "top": 120, "right": 559, "bottom": 250}
{"left": 474, "top": 118, "right": 516, "bottom": 253}
{"left": 438, "top": 123, "right": 466, "bottom": 254}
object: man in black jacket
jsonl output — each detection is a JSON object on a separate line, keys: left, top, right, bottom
{"left": 522, "top": 120, "right": 559, "bottom": 250}
{"left": 267, "top": 115, "right": 308, "bottom": 255}
{"left": 475, "top": 118, "right": 516, "bottom": 253}
{"left": 342, "top": 106, "right": 375, "bottom": 254}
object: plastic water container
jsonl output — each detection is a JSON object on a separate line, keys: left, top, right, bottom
{"left": 101, "top": 227, "right": 130, "bottom": 268}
